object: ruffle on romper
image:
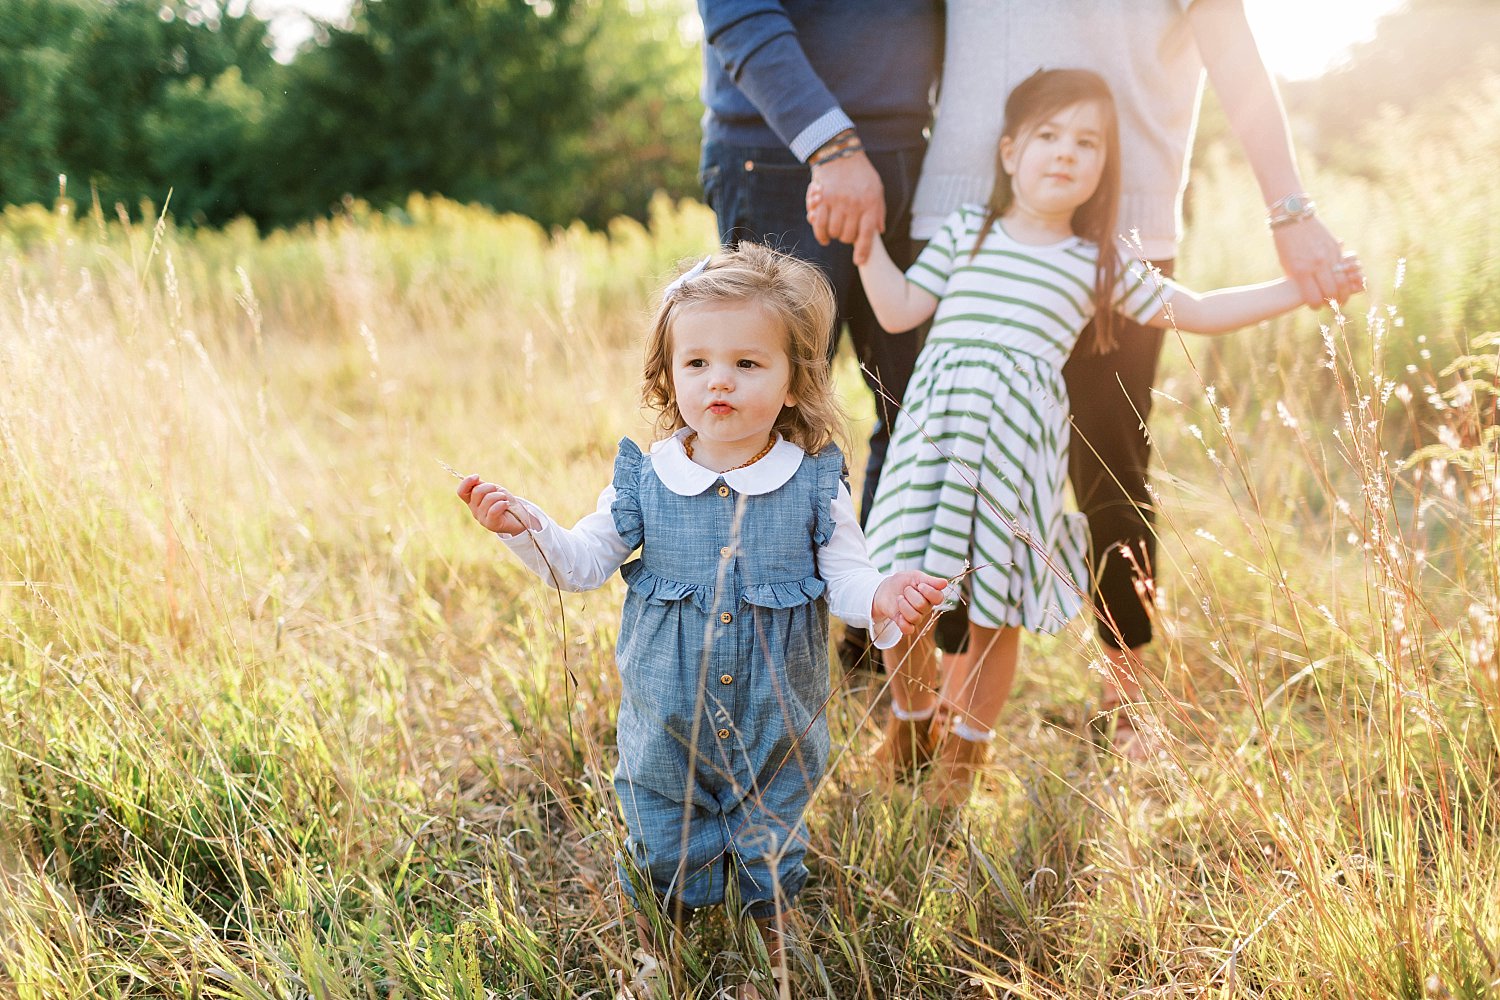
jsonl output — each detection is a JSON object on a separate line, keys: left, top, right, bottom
{"left": 810, "top": 445, "right": 843, "bottom": 549}
{"left": 619, "top": 561, "right": 715, "bottom": 610}
{"left": 742, "top": 577, "right": 826, "bottom": 609}
{"left": 609, "top": 438, "right": 846, "bottom": 612}
{"left": 610, "top": 437, "right": 646, "bottom": 550}
{"left": 618, "top": 561, "right": 828, "bottom": 611}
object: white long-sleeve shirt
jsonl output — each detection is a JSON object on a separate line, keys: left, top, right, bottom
{"left": 494, "top": 431, "right": 908, "bottom": 648}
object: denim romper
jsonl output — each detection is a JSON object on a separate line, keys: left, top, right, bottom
{"left": 609, "top": 437, "right": 844, "bottom": 918}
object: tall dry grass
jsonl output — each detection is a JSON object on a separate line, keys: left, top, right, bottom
{"left": 1, "top": 81, "right": 1498, "bottom": 998}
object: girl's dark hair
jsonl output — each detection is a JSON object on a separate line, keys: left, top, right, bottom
{"left": 972, "top": 68, "right": 1124, "bottom": 354}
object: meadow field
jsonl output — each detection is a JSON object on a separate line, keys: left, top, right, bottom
{"left": 2, "top": 81, "right": 1499, "bottom": 998}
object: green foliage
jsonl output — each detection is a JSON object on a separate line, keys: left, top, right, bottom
{"left": 0, "top": 0, "right": 96, "bottom": 206}
{"left": 267, "top": 0, "right": 598, "bottom": 225}
{"left": 0, "top": 0, "right": 286, "bottom": 221}
{"left": 55, "top": 0, "right": 283, "bottom": 215}
{"left": 0, "top": 0, "right": 702, "bottom": 229}
{"left": 141, "top": 67, "right": 275, "bottom": 223}
{"left": 567, "top": 2, "right": 703, "bottom": 227}
{"left": 265, "top": 0, "right": 700, "bottom": 228}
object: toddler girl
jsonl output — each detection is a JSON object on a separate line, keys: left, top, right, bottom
{"left": 847, "top": 68, "right": 1361, "bottom": 803}
{"left": 457, "top": 242, "right": 947, "bottom": 987}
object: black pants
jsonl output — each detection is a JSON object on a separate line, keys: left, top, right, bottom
{"left": 699, "top": 139, "right": 926, "bottom": 518}
{"left": 1062, "top": 258, "right": 1173, "bottom": 651}
{"left": 933, "top": 259, "right": 1175, "bottom": 654}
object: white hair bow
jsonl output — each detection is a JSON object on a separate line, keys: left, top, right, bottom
{"left": 664, "top": 256, "right": 711, "bottom": 300}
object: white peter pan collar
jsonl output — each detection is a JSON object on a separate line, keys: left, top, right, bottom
{"left": 650, "top": 427, "right": 806, "bottom": 496}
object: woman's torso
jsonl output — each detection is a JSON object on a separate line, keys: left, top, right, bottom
{"left": 912, "top": 0, "right": 1205, "bottom": 257}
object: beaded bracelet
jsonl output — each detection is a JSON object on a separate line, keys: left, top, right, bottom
{"left": 809, "top": 129, "right": 862, "bottom": 167}
{"left": 810, "top": 144, "right": 864, "bottom": 168}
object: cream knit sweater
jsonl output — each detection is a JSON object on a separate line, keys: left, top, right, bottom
{"left": 912, "top": 0, "right": 1203, "bottom": 261}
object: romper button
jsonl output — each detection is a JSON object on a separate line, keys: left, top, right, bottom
{"left": 720, "top": 674, "right": 733, "bottom": 685}
{"left": 717, "top": 485, "right": 731, "bottom": 498}
{"left": 717, "top": 728, "right": 731, "bottom": 740}
{"left": 720, "top": 612, "right": 733, "bottom": 624}
{"left": 719, "top": 546, "right": 732, "bottom": 558}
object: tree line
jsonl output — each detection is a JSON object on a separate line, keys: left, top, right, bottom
{"left": 0, "top": 0, "right": 702, "bottom": 229}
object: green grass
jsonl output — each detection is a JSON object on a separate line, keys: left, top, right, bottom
{"left": 3, "top": 83, "right": 1499, "bottom": 996}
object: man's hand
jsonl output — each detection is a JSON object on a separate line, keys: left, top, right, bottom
{"left": 807, "top": 150, "right": 885, "bottom": 265}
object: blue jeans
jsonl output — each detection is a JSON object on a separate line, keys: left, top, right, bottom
{"left": 699, "top": 140, "right": 926, "bottom": 520}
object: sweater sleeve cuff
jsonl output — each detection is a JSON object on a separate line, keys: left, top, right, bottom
{"left": 790, "top": 108, "right": 856, "bottom": 163}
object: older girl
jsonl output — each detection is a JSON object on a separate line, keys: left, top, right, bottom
{"left": 848, "top": 69, "right": 1360, "bottom": 803}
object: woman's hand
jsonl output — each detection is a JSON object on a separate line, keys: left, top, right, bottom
{"left": 872, "top": 571, "right": 950, "bottom": 636}
{"left": 1272, "top": 215, "right": 1351, "bottom": 307}
{"left": 458, "top": 475, "right": 541, "bottom": 537}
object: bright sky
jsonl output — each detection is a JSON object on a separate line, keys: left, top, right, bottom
{"left": 249, "top": 0, "right": 353, "bottom": 61}
{"left": 254, "top": 0, "right": 1405, "bottom": 80}
{"left": 1244, "top": 0, "right": 1405, "bottom": 79}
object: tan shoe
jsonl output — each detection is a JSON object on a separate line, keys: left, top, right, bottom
{"left": 1089, "top": 684, "right": 1161, "bottom": 763}
{"left": 872, "top": 714, "right": 936, "bottom": 779}
{"left": 924, "top": 732, "right": 989, "bottom": 807}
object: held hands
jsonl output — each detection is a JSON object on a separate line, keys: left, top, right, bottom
{"left": 458, "top": 474, "right": 541, "bottom": 537}
{"left": 1331, "top": 250, "right": 1365, "bottom": 306}
{"left": 804, "top": 150, "right": 885, "bottom": 265}
{"left": 1274, "top": 215, "right": 1365, "bottom": 307}
{"left": 872, "top": 570, "right": 950, "bottom": 637}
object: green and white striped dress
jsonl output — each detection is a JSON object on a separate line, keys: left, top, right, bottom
{"left": 865, "top": 205, "right": 1176, "bottom": 633}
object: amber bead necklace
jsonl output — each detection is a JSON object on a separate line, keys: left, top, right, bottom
{"left": 682, "top": 431, "right": 776, "bottom": 472}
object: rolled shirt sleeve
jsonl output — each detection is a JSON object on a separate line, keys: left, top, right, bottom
{"left": 699, "top": 1, "right": 852, "bottom": 161}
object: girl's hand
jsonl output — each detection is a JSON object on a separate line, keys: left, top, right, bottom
{"left": 872, "top": 571, "right": 950, "bottom": 635}
{"left": 805, "top": 181, "right": 823, "bottom": 214}
{"left": 1332, "top": 251, "right": 1365, "bottom": 305}
{"left": 458, "top": 474, "right": 541, "bottom": 537}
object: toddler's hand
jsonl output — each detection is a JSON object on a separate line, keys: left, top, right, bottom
{"left": 458, "top": 474, "right": 541, "bottom": 537}
{"left": 872, "top": 570, "right": 950, "bottom": 636}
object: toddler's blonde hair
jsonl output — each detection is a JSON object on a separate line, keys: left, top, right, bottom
{"left": 642, "top": 242, "right": 848, "bottom": 457}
